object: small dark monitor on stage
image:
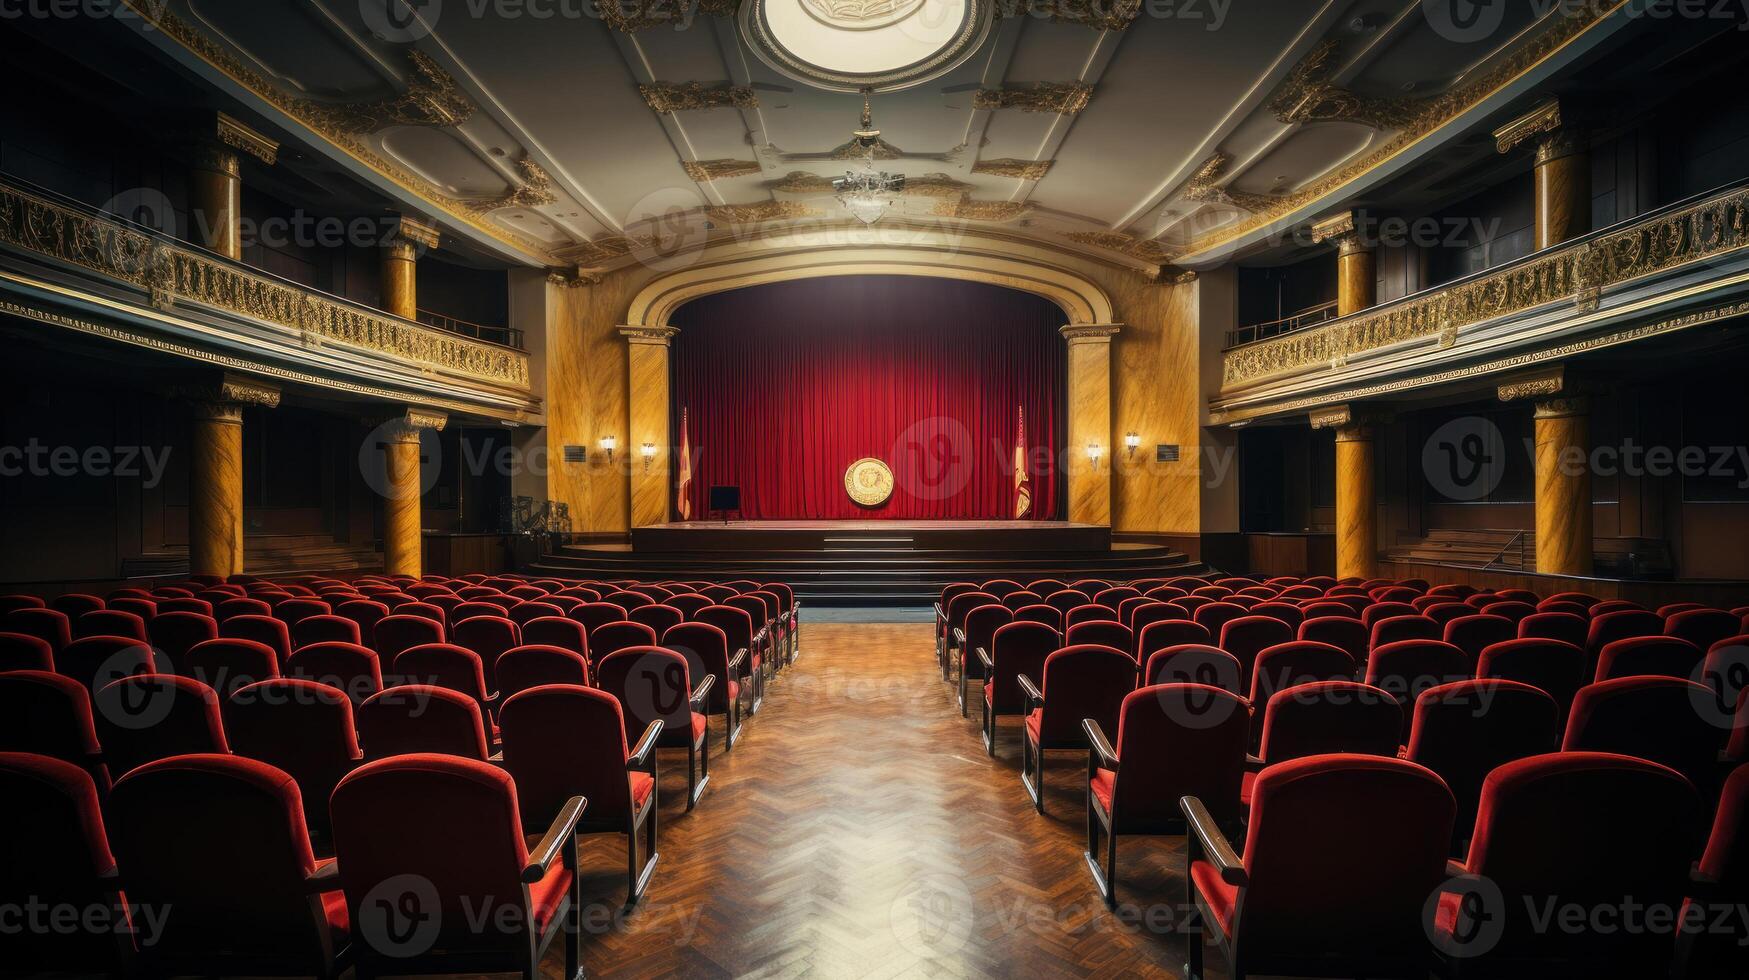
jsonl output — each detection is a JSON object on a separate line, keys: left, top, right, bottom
{"left": 709, "top": 485, "right": 741, "bottom": 512}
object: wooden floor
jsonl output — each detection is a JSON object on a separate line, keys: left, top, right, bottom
{"left": 557, "top": 622, "right": 1209, "bottom": 979}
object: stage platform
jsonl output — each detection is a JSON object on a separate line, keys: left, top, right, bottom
{"left": 630, "top": 520, "right": 1110, "bottom": 553}
{"left": 531, "top": 520, "right": 1208, "bottom": 605}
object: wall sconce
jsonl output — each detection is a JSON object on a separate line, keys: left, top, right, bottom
{"left": 1086, "top": 442, "right": 1103, "bottom": 471}
{"left": 599, "top": 435, "right": 616, "bottom": 462}
{"left": 1124, "top": 432, "right": 1141, "bottom": 460}
{"left": 640, "top": 442, "right": 657, "bottom": 473}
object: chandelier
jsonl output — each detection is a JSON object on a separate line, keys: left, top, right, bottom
{"left": 833, "top": 89, "right": 905, "bottom": 224}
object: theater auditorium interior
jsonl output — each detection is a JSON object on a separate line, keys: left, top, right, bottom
{"left": 4, "top": 1, "right": 1749, "bottom": 978}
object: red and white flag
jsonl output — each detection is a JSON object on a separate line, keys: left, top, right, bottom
{"left": 677, "top": 407, "right": 693, "bottom": 521}
{"left": 1014, "top": 405, "right": 1032, "bottom": 519}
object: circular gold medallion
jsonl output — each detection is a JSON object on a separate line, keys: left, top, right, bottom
{"left": 844, "top": 457, "right": 895, "bottom": 507}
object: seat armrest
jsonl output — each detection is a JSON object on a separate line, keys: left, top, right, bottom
{"left": 1016, "top": 673, "right": 1043, "bottom": 707}
{"left": 522, "top": 795, "right": 586, "bottom": 883}
{"left": 975, "top": 646, "right": 994, "bottom": 672}
{"left": 753, "top": 625, "right": 769, "bottom": 646}
{"left": 690, "top": 673, "right": 716, "bottom": 709}
{"left": 1445, "top": 860, "right": 1470, "bottom": 880}
{"left": 1181, "top": 795, "right": 1247, "bottom": 887}
{"left": 952, "top": 627, "right": 966, "bottom": 648}
{"left": 1244, "top": 753, "right": 1265, "bottom": 772}
{"left": 628, "top": 720, "right": 663, "bottom": 769}
{"left": 728, "top": 647, "right": 747, "bottom": 672}
{"left": 1082, "top": 719, "right": 1119, "bottom": 770}
{"left": 304, "top": 860, "right": 341, "bottom": 894}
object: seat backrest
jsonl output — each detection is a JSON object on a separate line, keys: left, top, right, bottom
{"left": 1003, "top": 590, "right": 1044, "bottom": 612}
{"left": 220, "top": 614, "right": 292, "bottom": 666}
{"left": 1361, "top": 601, "right": 1419, "bottom": 628}
{"left": 289, "top": 614, "right": 361, "bottom": 648}
{"left": 5, "top": 607, "right": 72, "bottom": 652}
{"left": 393, "top": 644, "right": 490, "bottom": 705}
{"left": 1042, "top": 590, "right": 1091, "bottom": 616}
{"left": 0, "top": 752, "right": 123, "bottom": 969}
{"left": 521, "top": 616, "right": 588, "bottom": 661}
{"left": 1405, "top": 679, "right": 1559, "bottom": 850}
{"left": 985, "top": 621, "right": 1060, "bottom": 713}
{"left": 1585, "top": 608, "right": 1663, "bottom": 659}
{"left": 571, "top": 601, "right": 628, "bottom": 635}
{"left": 216, "top": 597, "right": 273, "bottom": 621}
{"left": 357, "top": 685, "right": 489, "bottom": 762}
{"left": 332, "top": 599, "right": 390, "bottom": 647}
{"left": 450, "top": 616, "right": 521, "bottom": 692}
{"left": 1516, "top": 610, "right": 1587, "bottom": 648}
{"left": 57, "top": 635, "right": 156, "bottom": 695}
{"left": 1458, "top": 752, "right": 1704, "bottom": 968}
{"left": 1443, "top": 614, "right": 1516, "bottom": 661}
{"left": 184, "top": 637, "right": 280, "bottom": 696}
{"left": 226, "top": 678, "right": 359, "bottom": 832}
{"left": 1064, "top": 619, "right": 1130, "bottom": 658}
{"left": 1595, "top": 635, "right": 1703, "bottom": 683}
{"left": 1295, "top": 614, "right": 1368, "bottom": 666}
{"left": 595, "top": 646, "right": 694, "bottom": 739}
{"left": 500, "top": 684, "right": 635, "bottom": 829}
{"left": 1257, "top": 680, "right": 1402, "bottom": 762}
{"left": 1218, "top": 615, "right": 1296, "bottom": 685}
{"left": 0, "top": 670, "right": 105, "bottom": 778}
{"left": 1065, "top": 603, "right": 1119, "bottom": 629}
{"left": 1011, "top": 604, "right": 1063, "bottom": 631}
{"left": 0, "top": 630, "right": 54, "bottom": 672}
{"left": 330, "top": 754, "right": 536, "bottom": 961}
{"left": 664, "top": 594, "right": 713, "bottom": 619}
{"left": 1137, "top": 619, "right": 1212, "bottom": 661}
{"left": 589, "top": 621, "right": 660, "bottom": 663}
{"left": 1562, "top": 677, "right": 1724, "bottom": 790}
{"left": 284, "top": 642, "right": 382, "bottom": 706}
{"left": 1143, "top": 645, "right": 1243, "bottom": 695}
{"left": 1249, "top": 641, "right": 1356, "bottom": 707}
{"left": 496, "top": 645, "right": 590, "bottom": 701}
{"left": 373, "top": 614, "right": 447, "bottom": 661}
{"left": 51, "top": 593, "right": 106, "bottom": 618}
{"left": 74, "top": 610, "right": 148, "bottom": 643}
{"left": 1702, "top": 635, "right": 1749, "bottom": 732}
{"left": 273, "top": 598, "right": 332, "bottom": 625}
{"left": 695, "top": 605, "right": 754, "bottom": 656}
{"left": 662, "top": 622, "right": 734, "bottom": 714}
{"left": 92, "top": 674, "right": 228, "bottom": 778}
{"left": 1035, "top": 644, "right": 1135, "bottom": 745}
{"left": 628, "top": 603, "right": 685, "bottom": 637}
{"left": 505, "top": 601, "right": 564, "bottom": 627}
{"left": 1365, "top": 638, "right": 1472, "bottom": 706}
{"left": 1247, "top": 602, "right": 1304, "bottom": 629}
{"left": 1191, "top": 601, "right": 1247, "bottom": 638}
{"left": 1110, "top": 684, "right": 1250, "bottom": 827}
{"left": 1475, "top": 637, "right": 1587, "bottom": 725}
{"left": 1092, "top": 586, "right": 1140, "bottom": 609}
{"left": 1665, "top": 608, "right": 1741, "bottom": 652}
{"left": 1239, "top": 755, "right": 1455, "bottom": 964}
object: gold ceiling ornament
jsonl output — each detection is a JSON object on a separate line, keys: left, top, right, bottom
{"left": 844, "top": 458, "right": 895, "bottom": 507}
{"left": 1266, "top": 40, "right": 1426, "bottom": 130}
{"left": 1155, "top": 266, "right": 1198, "bottom": 286}
{"left": 214, "top": 112, "right": 279, "bottom": 166}
{"left": 766, "top": 171, "right": 838, "bottom": 194}
{"left": 900, "top": 174, "right": 973, "bottom": 198}
{"left": 1493, "top": 99, "right": 1565, "bottom": 155}
{"left": 0, "top": 178, "right": 531, "bottom": 388}
{"left": 828, "top": 135, "right": 905, "bottom": 160}
{"left": 972, "top": 158, "right": 1054, "bottom": 181}
{"left": 993, "top": 0, "right": 1140, "bottom": 31}
{"left": 706, "top": 201, "right": 824, "bottom": 224}
{"left": 472, "top": 157, "right": 557, "bottom": 211}
{"left": 602, "top": 0, "right": 738, "bottom": 32}
{"left": 1221, "top": 181, "right": 1749, "bottom": 389}
{"left": 293, "top": 49, "right": 475, "bottom": 134}
{"left": 547, "top": 265, "right": 602, "bottom": 287}
{"left": 681, "top": 159, "right": 763, "bottom": 182}
{"left": 1181, "top": 152, "right": 1281, "bottom": 215}
{"left": 639, "top": 82, "right": 759, "bottom": 114}
{"left": 1063, "top": 230, "right": 1171, "bottom": 263}
{"left": 972, "top": 82, "right": 1094, "bottom": 115}
{"left": 932, "top": 200, "right": 1033, "bottom": 221}
{"left": 555, "top": 235, "right": 653, "bottom": 265}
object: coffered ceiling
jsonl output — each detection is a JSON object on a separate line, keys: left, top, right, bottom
{"left": 112, "top": 0, "right": 1641, "bottom": 278}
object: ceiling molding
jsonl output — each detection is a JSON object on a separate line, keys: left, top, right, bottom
{"left": 682, "top": 159, "right": 764, "bottom": 182}
{"left": 972, "top": 159, "right": 1054, "bottom": 180}
{"left": 639, "top": 82, "right": 759, "bottom": 114}
{"left": 972, "top": 82, "right": 1095, "bottom": 114}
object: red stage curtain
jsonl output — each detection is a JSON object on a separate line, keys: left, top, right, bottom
{"left": 671, "top": 276, "right": 1065, "bottom": 520}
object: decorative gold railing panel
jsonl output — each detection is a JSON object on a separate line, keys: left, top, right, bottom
{"left": 0, "top": 180, "right": 529, "bottom": 390}
{"left": 1221, "top": 183, "right": 1749, "bottom": 389}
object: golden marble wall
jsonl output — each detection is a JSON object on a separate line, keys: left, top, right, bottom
{"left": 625, "top": 329, "right": 674, "bottom": 528}
{"left": 545, "top": 269, "right": 648, "bottom": 534}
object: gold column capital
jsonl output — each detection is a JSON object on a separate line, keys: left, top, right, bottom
{"left": 1534, "top": 396, "right": 1590, "bottom": 420}
{"left": 1060, "top": 323, "right": 1122, "bottom": 343}
{"left": 182, "top": 372, "right": 281, "bottom": 422}
{"left": 379, "top": 407, "right": 449, "bottom": 443}
{"left": 1309, "top": 404, "right": 1353, "bottom": 430}
{"left": 215, "top": 111, "right": 280, "bottom": 166}
{"left": 619, "top": 325, "right": 680, "bottom": 346}
{"left": 1493, "top": 99, "right": 1564, "bottom": 155}
{"left": 1497, "top": 366, "right": 1569, "bottom": 403}
{"left": 1310, "top": 211, "right": 1371, "bottom": 255}
{"left": 387, "top": 215, "right": 441, "bottom": 254}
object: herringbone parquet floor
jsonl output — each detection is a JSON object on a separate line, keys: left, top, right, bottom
{"left": 558, "top": 622, "right": 1210, "bottom": 980}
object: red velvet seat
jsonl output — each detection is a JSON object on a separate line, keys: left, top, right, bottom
{"left": 1042, "top": 589, "right": 1092, "bottom": 618}
{"left": 1247, "top": 601, "right": 1304, "bottom": 629}
{"left": 227, "top": 677, "right": 361, "bottom": 835}
{"left": 50, "top": 593, "right": 105, "bottom": 617}
{"left": 497, "top": 644, "right": 591, "bottom": 703}
{"left": 74, "top": 609, "right": 147, "bottom": 643}
{"left": 602, "top": 589, "right": 653, "bottom": 611}
{"left": 394, "top": 643, "right": 494, "bottom": 715}
{"left": 1300, "top": 600, "right": 1358, "bottom": 620}
{"left": 1143, "top": 644, "right": 1244, "bottom": 694}
{"left": 590, "top": 619, "right": 660, "bottom": 665}
{"left": 1065, "top": 602, "right": 1119, "bottom": 629}
{"left": 1665, "top": 608, "right": 1741, "bottom": 653}
{"left": 1419, "top": 600, "right": 1469, "bottom": 623}
{"left": 1481, "top": 600, "right": 1536, "bottom": 624}
{"left": 106, "top": 754, "right": 348, "bottom": 976}
{"left": 1405, "top": 679, "right": 1560, "bottom": 854}
{"left": 1028, "top": 578, "right": 1068, "bottom": 596}
{"left": 500, "top": 684, "right": 661, "bottom": 906}
{"left": 330, "top": 754, "right": 581, "bottom": 979}
{"left": 1064, "top": 618, "right": 1131, "bottom": 661}
{"left": 1011, "top": 603, "right": 1063, "bottom": 631}
{"left": 1137, "top": 618, "right": 1212, "bottom": 661}
{"left": 451, "top": 600, "right": 509, "bottom": 623}
{"left": 395, "top": 600, "right": 449, "bottom": 628}
{"left": 976, "top": 620, "right": 1059, "bottom": 756}
{"left": 284, "top": 641, "right": 383, "bottom": 706}
{"left": 1595, "top": 634, "right": 1703, "bottom": 682}
{"left": 1191, "top": 601, "right": 1247, "bottom": 639}
{"left": 1185, "top": 754, "right": 1455, "bottom": 980}
{"left": 290, "top": 613, "right": 361, "bottom": 648}
{"left": 332, "top": 598, "right": 390, "bottom": 648}
{"left": 1702, "top": 635, "right": 1749, "bottom": 732}
{"left": 272, "top": 597, "right": 331, "bottom": 625}
{"left": 1516, "top": 609, "right": 1587, "bottom": 648}
{"left": 1369, "top": 614, "right": 1443, "bottom": 650}
{"left": 357, "top": 685, "right": 490, "bottom": 762}
{"left": 216, "top": 596, "right": 273, "bottom": 621}
{"left": 5, "top": 606, "right": 72, "bottom": 652}
{"left": 1434, "top": 753, "right": 1703, "bottom": 976}
{"left": 628, "top": 602, "right": 685, "bottom": 638}
{"left": 57, "top": 634, "right": 156, "bottom": 695}
{"left": 1218, "top": 615, "right": 1295, "bottom": 688}
{"left": 1250, "top": 681, "right": 1403, "bottom": 802}
{"left": 952, "top": 603, "right": 1014, "bottom": 715}
{"left": 0, "top": 630, "right": 54, "bottom": 671}
{"left": 572, "top": 600, "right": 629, "bottom": 638}
{"left": 373, "top": 613, "right": 446, "bottom": 662}
{"left": 1295, "top": 614, "right": 1369, "bottom": 666}
{"left": 221, "top": 613, "right": 293, "bottom": 667}
{"left": 1003, "top": 589, "right": 1044, "bottom": 613}
{"left": 1585, "top": 608, "right": 1663, "bottom": 670}
{"left": 1085, "top": 683, "right": 1250, "bottom": 908}
{"left": 595, "top": 646, "right": 713, "bottom": 810}
{"left": 1476, "top": 637, "right": 1587, "bottom": 729}
{"left": 155, "top": 596, "right": 214, "bottom": 617}
{"left": 184, "top": 637, "right": 281, "bottom": 696}
{"left": 451, "top": 614, "right": 521, "bottom": 693}
{"left": 0, "top": 593, "right": 45, "bottom": 615}
{"left": 1018, "top": 644, "right": 1134, "bottom": 815}
{"left": 1677, "top": 764, "right": 1749, "bottom": 979}
{"left": 92, "top": 674, "right": 229, "bottom": 778}
{"left": 1563, "top": 676, "right": 1725, "bottom": 795}
{"left": 664, "top": 592, "right": 713, "bottom": 621}
{"left": 0, "top": 752, "right": 130, "bottom": 971}
{"left": 664, "top": 621, "right": 745, "bottom": 749}
{"left": 697, "top": 604, "right": 763, "bottom": 715}
{"left": 0, "top": 670, "right": 108, "bottom": 788}
{"left": 1246, "top": 641, "right": 1356, "bottom": 745}
{"left": 1443, "top": 613, "right": 1515, "bottom": 661}
{"left": 1360, "top": 600, "right": 1419, "bottom": 628}
{"left": 1366, "top": 638, "right": 1471, "bottom": 712}
{"left": 520, "top": 615, "right": 588, "bottom": 661}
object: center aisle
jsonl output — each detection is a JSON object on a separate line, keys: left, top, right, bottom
{"left": 567, "top": 622, "right": 1195, "bottom": 979}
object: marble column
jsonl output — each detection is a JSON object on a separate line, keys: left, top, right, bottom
{"left": 1315, "top": 407, "right": 1375, "bottom": 581}
{"left": 620, "top": 326, "right": 677, "bottom": 528}
{"left": 377, "top": 409, "right": 447, "bottom": 579}
{"left": 1312, "top": 212, "right": 1375, "bottom": 317}
{"left": 381, "top": 217, "right": 440, "bottom": 321}
{"left": 1062, "top": 324, "right": 1121, "bottom": 526}
{"left": 1493, "top": 100, "right": 1589, "bottom": 250}
{"left": 1533, "top": 397, "right": 1593, "bottom": 576}
{"left": 188, "top": 113, "right": 278, "bottom": 261}
{"left": 186, "top": 375, "right": 281, "bottom": 580}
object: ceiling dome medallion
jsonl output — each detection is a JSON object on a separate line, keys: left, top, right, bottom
{"left": 740, "top": 0, "right": 993, "bottom": 93}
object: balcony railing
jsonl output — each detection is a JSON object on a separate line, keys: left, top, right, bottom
{"left": 416, "top": 309, "right": 524, "bottom": 351}
{"left": 1227, "top": 299, "right": 1339, "bottom": 348}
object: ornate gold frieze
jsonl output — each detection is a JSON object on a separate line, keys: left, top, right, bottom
{"left": 1181, "top": 152, "right": 1280, "bottom": 215}
{"left": 932, "top": 200, "right": 1032, "bottom": 222}
{"left": 902, "top": 175, "right": 973, "bottom": 198}
{"left": 1493, "top": 99, "right": 1564, "bottom": 155}
{"left": 767, "top": 172, "right": 836, "bottom": 194}
{"left": 1308, "top": 406, "right": 1352, "bottom": 430}
{"left": 1221, "top": 182, "right": 1749, "bottom": 389}
{"left": 829, "top": 136, "right": 905, "bottom": 160}
{"left": 972, "top": 159, "right": 1054, "bottom": 181}
{"left": 1060, "top": 323, "right": 1121, "bottom": 342}
{"left": 681, "top": 159, "right": 762, "bottom": 182}
{"left": 215, "top": 112, "right": 278, "bottom": 166}
{"left": 640, "top": 82, "right": 758, "bottom": 114}
{"left": 555, "top": 235, "right": 652, "bottom": 266}
{"left": 618, "top": 324, "right": 680, "bottom": 346}
{"left": 0, "top": 180, "right": 530, "bottom": 389}
{"left": 182, "top": 372, "right": 283, "bottom": 421}
{"left": 1156, "top": 266, "right": 1197, "bottom": 286}
{"left": 1309, "top": 211, "right": 1357, "bottom": 244}
{"left": 973, "top": 83, "right": 1094, "bottom": 115}
{"left": 547, "top": 266, "right": 602, "bottom": 288}
{"left": 293, "top": 50, "right": 474, "bottom": 133}
{"left": 602, "top": 0, "right": 737, "bottom": 31}
{"left": 994, "top": 0, "right": 1139, "bottom": 31}
{"left": 706, "top": 201, "right": 823, "bottom": 224}
{"left": 1497, "top": 366, "right": 1567, "bottom": 402}
{"left": 473, "top": 157, "right": 557, "bottom": 211}
{"left": 1064, "top": 231, "right": 1170, "bottom": 263}
{"left": 1267, "top": 40, "right": 1426, "bottom": 130}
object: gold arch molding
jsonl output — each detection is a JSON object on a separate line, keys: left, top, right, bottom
{"left": 624, "top": 232, "right": 1117, "bottom": 328}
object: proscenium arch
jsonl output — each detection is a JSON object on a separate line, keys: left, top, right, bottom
{"left": 623, "top": 233, "right": 1118, "bottom": 329}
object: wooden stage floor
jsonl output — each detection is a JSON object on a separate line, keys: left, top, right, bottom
{"left": 551, "top": 622, "right": 1203, "bottom": 979}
